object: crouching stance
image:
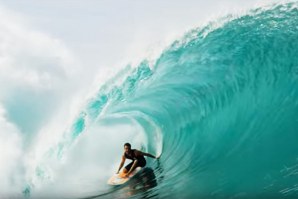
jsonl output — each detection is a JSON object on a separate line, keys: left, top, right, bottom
{"left": 117, "top": 143, "right": 158, "bottom": 178}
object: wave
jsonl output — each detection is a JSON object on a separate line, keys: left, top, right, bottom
{"left": 25, "top": 2, "right": 298, "bottom": 198}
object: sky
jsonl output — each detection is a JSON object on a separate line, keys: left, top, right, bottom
{"left": 0, "top": 0, "right": 284, "bottom": 196}
{"left": 0, "top": 0, "right": 283, "bottom": 69}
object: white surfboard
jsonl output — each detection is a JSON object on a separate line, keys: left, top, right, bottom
{"left": 107, "top": 167, "right": 142, "bottom": 185}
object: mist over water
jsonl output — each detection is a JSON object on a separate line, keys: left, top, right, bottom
{"left": 0, "top": 1, "right": 298, "bottom": 199}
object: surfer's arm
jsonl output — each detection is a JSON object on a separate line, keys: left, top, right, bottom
{"left": 136, "top": 150, "right": 157, "bottom": 159}
{"left": 143, "top": 152, "right": 157, "bottom": 159}
{"left": 117, "top": 155, "right": 125, "bottom": 173}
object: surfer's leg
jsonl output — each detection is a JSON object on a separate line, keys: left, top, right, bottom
{"left": 139, "top": 158, "right": 146, "bottom": 167}
{"left": 123, "top": 161, "right": 134, "bottom": 173}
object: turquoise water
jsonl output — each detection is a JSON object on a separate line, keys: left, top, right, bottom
{"left": 26, "top": 2, "right": 298, "bottom": 199}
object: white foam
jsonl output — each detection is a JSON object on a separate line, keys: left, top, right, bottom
{"left": 0, "top": 105, "right": 24, "bottom": 197}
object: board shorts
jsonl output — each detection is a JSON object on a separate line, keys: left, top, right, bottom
{"left": 125, "top": 158, "right": 146, "bottom": 171}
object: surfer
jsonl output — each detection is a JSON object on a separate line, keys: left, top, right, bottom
{"left": 117, "top": 143, "right": 159, "bottom": 178}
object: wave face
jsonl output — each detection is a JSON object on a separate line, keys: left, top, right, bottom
{"left": 26, "top": 2, "right": 298, "bottom": 199}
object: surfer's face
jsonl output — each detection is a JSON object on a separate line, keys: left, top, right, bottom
{"left": 124, "top": 145, "right": 131, "bottom": 153}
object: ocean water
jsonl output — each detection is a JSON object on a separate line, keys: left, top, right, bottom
{"left": 22, "top": 2, "right": 298, "bottom": 199}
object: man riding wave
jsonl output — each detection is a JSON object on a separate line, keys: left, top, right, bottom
{"left": 117, "top": 143, "right": 159, "bottom": 178}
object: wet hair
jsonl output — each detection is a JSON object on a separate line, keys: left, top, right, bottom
{"left": 124, "top": 143, "right": 131, "bottom": 148}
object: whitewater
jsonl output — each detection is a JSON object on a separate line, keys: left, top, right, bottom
{"left": 1, "top": 1, "right": 298, "bottom": 199}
